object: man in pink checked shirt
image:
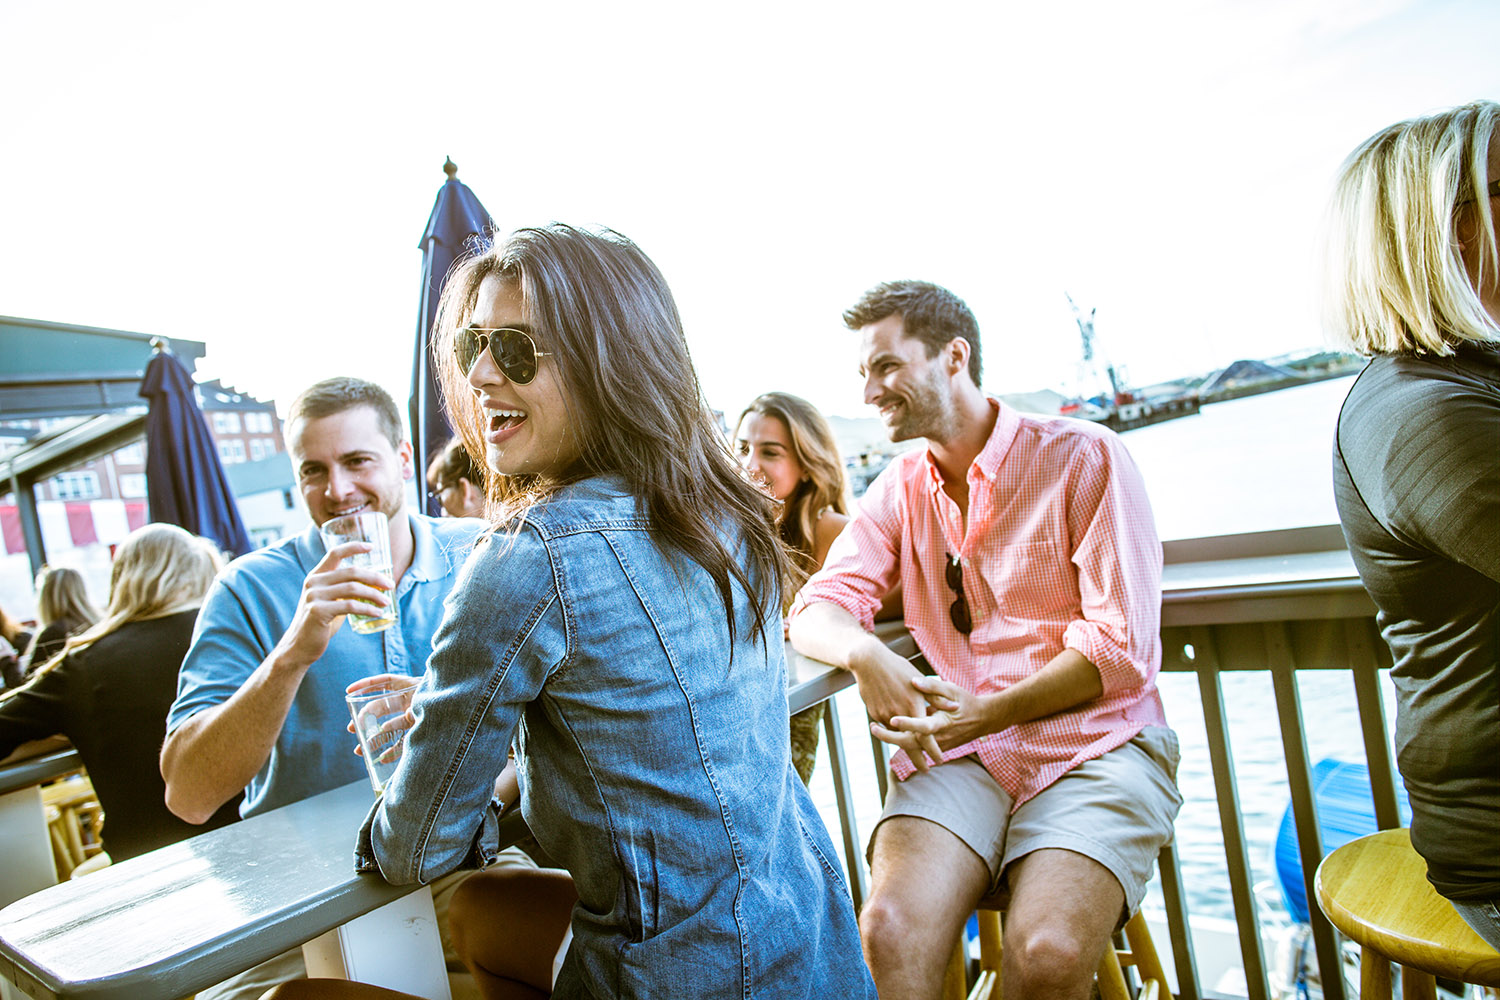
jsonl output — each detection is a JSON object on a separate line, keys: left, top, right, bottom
{"left": 789, "top": 281, "right": 1182, "bottom": 1000}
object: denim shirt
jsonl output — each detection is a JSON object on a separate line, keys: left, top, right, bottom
{"left": 358, "top": 479, "right": 875, "bottom": 999}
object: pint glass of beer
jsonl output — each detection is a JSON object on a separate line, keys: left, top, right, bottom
{"left": 320, "top": 511, "right": 398, "bottom": 634}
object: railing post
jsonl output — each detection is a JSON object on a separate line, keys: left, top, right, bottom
{"left": 1155, "top": 840, "right": 1202, "bottom": 1000}
{"left": 821, "top": 694, "right": 869, "bottom": 909}
{"left": 1265, "top": 622, "right": 1346, "bottom": 1000}
{"left": 870, "top": 733, "right": 889, "bottom": 804}
{"left": 1189, "top": 625, "right": 1272, "bottom": 1000}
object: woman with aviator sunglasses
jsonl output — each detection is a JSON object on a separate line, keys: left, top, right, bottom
{"left": 345, "top": 224, "right": 875, "bottom": 999}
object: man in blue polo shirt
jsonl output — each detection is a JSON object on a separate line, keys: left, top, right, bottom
{"left": 161, "top": 377, "right": 507, "bottom": 999}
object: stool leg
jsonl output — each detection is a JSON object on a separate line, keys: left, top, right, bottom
{"left": 1400, "top": 965, "right": 1437, "bottom": 1000}
{"left": 970, "top": 910, "right": 1003, "bottom": 1000}
{"left": 1096, "top": 943, "right": 1131, "bottom": 1000}
{"left": 943, "top": 934, "right": 968, "bottom": 1000}
{"left": 977, "top": 910, "right": 1003, "bottom": 974}
{"left": 1360, "top": 945, "right": 1393, "bottom": 1000}
{"left": 1122, "top": 911, "right": 1170, "bottom": 994}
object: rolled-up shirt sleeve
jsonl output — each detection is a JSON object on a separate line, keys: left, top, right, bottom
{"left": 790, "top": 464, "right": 904, "bottom": 629}
{"left": 1060, "top": 435, "right": 1162, "bottom": 697}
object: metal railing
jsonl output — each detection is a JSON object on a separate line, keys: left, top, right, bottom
{"left": 1154, "top": 525, "right": 1397, "bottom": 1000}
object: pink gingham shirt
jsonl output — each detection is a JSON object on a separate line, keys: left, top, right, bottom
{"left": 791, "top": 399, "right": 1166, "bottom": 807}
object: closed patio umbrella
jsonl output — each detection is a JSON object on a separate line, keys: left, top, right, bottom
{"left": 138, "top": 348, "right": 252, "bottom": 558}
{"left": 410, "top": 157, "right": 494, "bottom": 515}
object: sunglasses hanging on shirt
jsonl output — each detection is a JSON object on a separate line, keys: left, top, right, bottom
{"left": 945, "top": 553, "right": 973, "bottom": 635}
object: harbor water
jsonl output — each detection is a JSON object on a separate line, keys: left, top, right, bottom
{"left": 803, "top": 374, "right": 1397, "bottom": 926}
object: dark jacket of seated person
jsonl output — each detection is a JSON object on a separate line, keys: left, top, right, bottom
{"left": 0, "top": 608, "right": 241, "bottom": 860}
{"left": 2, "top": 524, "right": 243, "bottom": 863}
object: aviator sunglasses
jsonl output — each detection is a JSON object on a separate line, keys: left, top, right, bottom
{"left": 454, "top": 326, "right": 552, "bottom": 385}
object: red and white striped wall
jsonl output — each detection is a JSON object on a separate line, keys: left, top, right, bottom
{"left": 0, "top": 501, "right": 149, "bottom": 558}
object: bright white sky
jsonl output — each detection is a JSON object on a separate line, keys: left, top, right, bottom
{"left": 3, "top": 0, "right": 1497, "bottom": 425}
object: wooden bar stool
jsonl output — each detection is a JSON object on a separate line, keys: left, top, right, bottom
{"left": 944, "top": 891, "right": 1169, "bottom": 1000}
{"left": 1314, "top": 828, "right": 1500, "bottom": 1000}
{"left": 40, "top": 774, "right": 104, "bottom": 880}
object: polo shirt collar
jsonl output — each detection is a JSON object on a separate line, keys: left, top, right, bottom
{"left": 403, "top": 512, "right": 447, "bottom": 584}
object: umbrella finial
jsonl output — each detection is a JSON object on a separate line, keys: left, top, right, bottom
{"left": 443, "top": 157, "right": 458, "bottom": 180}
{"left": 150, "top": 337, "right": 170, "bottom": 354}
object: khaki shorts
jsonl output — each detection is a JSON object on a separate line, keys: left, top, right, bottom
{"left": 872, "top": 726, "right": 1182, "bottom": 917}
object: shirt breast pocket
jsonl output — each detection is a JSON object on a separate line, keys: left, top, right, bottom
{"left": 974, "top": 540, "right": 1074, "bottom": 625}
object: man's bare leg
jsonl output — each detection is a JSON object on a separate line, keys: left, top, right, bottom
{"left": 1000, "top": 848, "right": 1124, "bottom": 1000}
{"left": 861, "top": 816, "right": 990, "bottom": 1000}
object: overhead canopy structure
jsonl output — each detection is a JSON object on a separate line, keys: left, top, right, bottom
{"left": 1, "top": 315, "right": 205, "bottom": 419}
{"left": 0, "top": 315, "right": 208, "bottom": 574}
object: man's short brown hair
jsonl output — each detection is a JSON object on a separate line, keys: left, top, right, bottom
{"left": 286, "top": 377, "right": 404, "bottom": 449}
{"left": 843, "top": 281, "right": 982, "bottom": 386}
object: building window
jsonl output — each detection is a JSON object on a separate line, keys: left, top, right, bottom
{"left": 52, "top": 471, "right": 101, "bottom": 500}
{"left": 212, "top": 412, "right": 243, "bottom": 434}
{"left": 114, "top": 442, "right": 144, "bottom": 465}
{"left": 119, "top": 473, "right": 148, "bottom": 498}
{"left": 245, "top": 411, "right": 274, "bottom": 434}
{"left": 218, "top": 439, "right": 247, "bottom": 464}
{"left": 249, "top": 437, "right": 278, "bottom": 461}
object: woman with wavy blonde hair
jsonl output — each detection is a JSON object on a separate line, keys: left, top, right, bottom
{"left": 0, "top": 524, "right": 241, "bottom": 862}
{"left": 1328, "top": 98, "right": 1500, "bottom": 949}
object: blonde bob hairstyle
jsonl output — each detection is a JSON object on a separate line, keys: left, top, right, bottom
{"left": 735, "top": 393, "right": 851, "bottom": 593}
{"left": 1324, "top": 99, "right": 1500, "bottom": 356}
{"left": 29, "top": 524, "right": 221, "bottom": 677}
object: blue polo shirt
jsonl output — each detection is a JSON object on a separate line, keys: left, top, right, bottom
{"left": 168, "top": 512, "right": 485, "bottom": 818}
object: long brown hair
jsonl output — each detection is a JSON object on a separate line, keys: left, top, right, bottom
{"left": 432, "top": 224, "right": 788, "bottom": 646}
{"left": 736, "top": 393, "right": 851, "bottom": 592}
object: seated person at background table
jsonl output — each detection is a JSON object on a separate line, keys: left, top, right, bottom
{"left": 1327, "top": 99, "right": 1500, "bottom": 950}
{"left": 427, "top": 435, "right": 487, "bottom": 518}
{"left": 160, "top": 376, "right": 527, "bottom": 1000}
{"left": 353, "top": 223, "right": 875, "bottom": 999}
{"left": 789, "top": 280, "right": 1182, "bottom": 1000}
{"left": 18, "top": 566, "right": 100, "bottom": 677}
{"left": 0, "top": 524, "right": 240, "bottom": 862}
{"left": 735, "top": 390, "right": 852, "bottom": 784}
{"left": 1, "top": 604, "right": 33, "bottom": 691}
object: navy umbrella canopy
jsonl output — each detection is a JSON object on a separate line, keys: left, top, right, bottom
{"left": 138, "top": 349, "right": 253, "bottom": 558}
{"left": 410, "top": 157, "right": 494, "bottom": 515}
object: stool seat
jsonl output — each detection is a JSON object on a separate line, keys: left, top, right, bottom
{"left": 1314, "top": 828, "right": 1500, "bottom": 991}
